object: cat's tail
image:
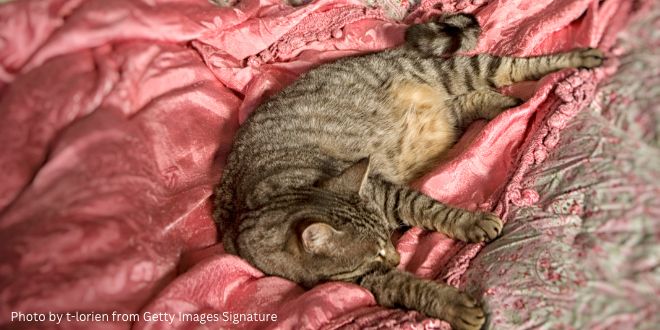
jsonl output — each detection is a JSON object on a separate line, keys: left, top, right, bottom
{"left": 405, "top": 13, "right": 480, "bottom": 56}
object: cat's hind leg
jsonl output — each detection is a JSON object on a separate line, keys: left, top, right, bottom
{"left": 449, "top": 90, "right": 522, "bottom": 128}
{"left": 444, "top": 48, "right": 605, "bottom": 127}
{"left": 485, "top": 48, "right": 605, "bottom": 87}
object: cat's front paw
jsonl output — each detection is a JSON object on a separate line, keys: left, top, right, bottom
{"left": 434, "top": 287, "right": 485, "bottom": 330}
{"left": 450, "top": 212, "right": 503, "bottom": 243}
{"left": 573, "top": 48, "right": 605, "bottom": 69}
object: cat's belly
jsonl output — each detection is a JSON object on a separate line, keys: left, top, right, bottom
{"left": 372, "top": 80, "right": 458, "bottom": 183}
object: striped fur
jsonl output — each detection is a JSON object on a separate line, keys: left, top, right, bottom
{"left": 405, "top": 13, "right": 480, "bottom": 56}
{"left": 213, "top": 13, "right": 604, "bottom": 330}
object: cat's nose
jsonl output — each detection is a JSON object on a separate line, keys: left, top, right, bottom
{"left": 385, "top": 249, "right": 400, "bottom": 267}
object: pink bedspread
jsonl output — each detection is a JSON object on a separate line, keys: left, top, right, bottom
{"left": 0, "top": 0, "right": 644, "bottom": 329}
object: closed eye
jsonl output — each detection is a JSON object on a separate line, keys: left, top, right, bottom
{"left": 377, "top": 249, "right": 386, "bottom": 258}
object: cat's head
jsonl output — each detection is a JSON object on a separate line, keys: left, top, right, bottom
{"left": 234, "top": 160, "right": 400, "bottom": 288}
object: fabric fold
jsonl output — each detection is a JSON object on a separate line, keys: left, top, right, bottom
{"left": 0, "top": 0, "right": 648, "bottom": 329}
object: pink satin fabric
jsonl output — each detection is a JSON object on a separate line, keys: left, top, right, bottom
{"left": 0, "top": 0, "right": 642, "bottom": 329}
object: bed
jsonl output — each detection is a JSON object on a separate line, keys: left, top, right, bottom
{"left": 0, "top": 0, "right": 657, "bottom": 329}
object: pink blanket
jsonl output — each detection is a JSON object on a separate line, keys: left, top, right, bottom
{"left": 0, "top": 0, "right": 643, "bottom": 329}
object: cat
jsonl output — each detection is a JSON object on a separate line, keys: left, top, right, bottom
{"left": 213, "top": 13, "right": 604, "bottom": 330}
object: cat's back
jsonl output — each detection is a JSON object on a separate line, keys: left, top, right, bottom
{"left": 229, "top": 48, "right": 458, "bottom": 197}
{"left": 228, "top": 52, "right": 400, "bottom": 186}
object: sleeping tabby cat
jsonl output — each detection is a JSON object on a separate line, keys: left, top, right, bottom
{"left": 213, "top": 13, "right": 604, "bottom": 330}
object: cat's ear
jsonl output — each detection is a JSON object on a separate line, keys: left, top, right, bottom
{"left": 317, "top": 158, "right": 370, "bottom": 195}
{"left": 300, "top": 222, "right": 340, "bottom": 255}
